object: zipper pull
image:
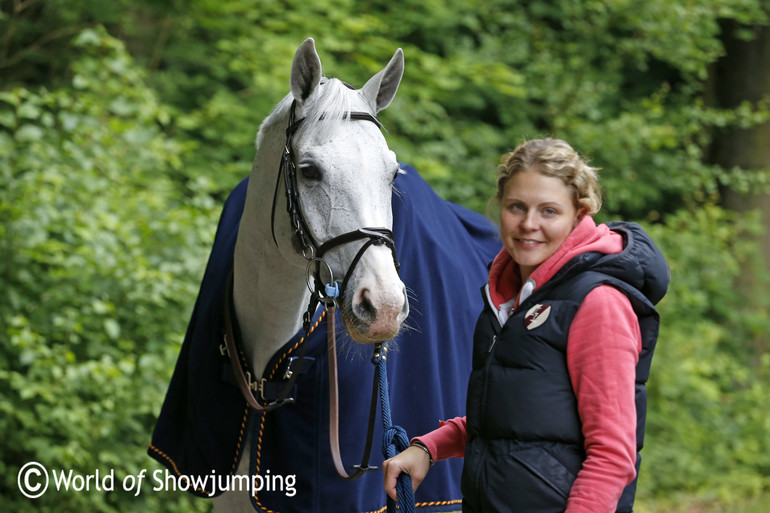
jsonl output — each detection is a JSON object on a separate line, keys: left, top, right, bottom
{"left": 488, "top": 334, "right": 497, "bottom": 353}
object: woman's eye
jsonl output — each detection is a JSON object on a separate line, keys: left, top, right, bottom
{"left": 543, "top": 208, "right": 557, "bottom": 217}
{"left": 300, "top": 164, "right": 322, "bottom": 181}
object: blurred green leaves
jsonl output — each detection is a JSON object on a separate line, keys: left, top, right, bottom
{"left": 0, "top": 27, "right": 213, "bottom": 512}
{"left": 644, "top": 207, "right": 770, "bottom": 501}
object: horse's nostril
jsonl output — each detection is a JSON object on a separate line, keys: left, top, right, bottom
{"left": 354, "top": 288, "right": 377, "bottom": 323}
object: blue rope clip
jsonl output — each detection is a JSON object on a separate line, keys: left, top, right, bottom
{"left": 325, "top": 281, "right": 341, "bottom": 299}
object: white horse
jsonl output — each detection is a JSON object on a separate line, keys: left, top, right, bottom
{"left": 212, "top": 38, "right": 408, "bottom": 512}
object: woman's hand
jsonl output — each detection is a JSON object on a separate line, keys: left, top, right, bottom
{"left": 382, "top": 445, "right": 432, "bottom": 501}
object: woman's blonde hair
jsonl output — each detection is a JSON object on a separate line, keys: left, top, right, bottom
{"left": 494, "top": 138, "right": 602, "bottom": 215}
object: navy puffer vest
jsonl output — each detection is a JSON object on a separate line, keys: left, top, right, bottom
{"left": 461, "top": 222, "right": 669, "bottom": 513}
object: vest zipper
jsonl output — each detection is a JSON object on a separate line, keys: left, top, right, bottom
{"left": 474, "top": 331, "right": 498, "bottom": 508}
{"left": 480, "top": 333, "right": 497, "bottom": 418}
{"left": 487, "top": 334, "right": 497, "bottom": 353}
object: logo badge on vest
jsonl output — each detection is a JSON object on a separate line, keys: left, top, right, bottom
{"left": 525, "top": 304, "right": 551, "bottom": 330}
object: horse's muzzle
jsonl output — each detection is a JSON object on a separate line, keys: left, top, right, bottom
{"left": 344, "top": 283, "right": 408, "bottom": 343}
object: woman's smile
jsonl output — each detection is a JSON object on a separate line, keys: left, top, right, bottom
{"left": 515, "top": 238, "right": 544, "bottom": 246}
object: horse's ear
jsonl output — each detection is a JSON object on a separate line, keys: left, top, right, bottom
{"left": 291, "top": 38, "right": 323, "bottom": 104}
{"left": 360, "top": 48, "right": 404, "bottom": 114}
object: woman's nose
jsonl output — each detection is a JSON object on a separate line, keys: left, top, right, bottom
{"left": 520, "top": 211, "right": 537, "bottom": 231}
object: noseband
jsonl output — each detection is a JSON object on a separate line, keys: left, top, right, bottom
{"left": 271, "top": 98, "right": 400, "bottom": 310}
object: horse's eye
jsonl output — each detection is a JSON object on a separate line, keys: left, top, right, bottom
{"left": 300, "top": 164, "right": 322, "bottom": 181}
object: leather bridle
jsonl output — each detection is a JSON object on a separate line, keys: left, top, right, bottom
{"left": 272, "top": 97, "right": 400, "bottom": 298}
{"left": 223, "top": 95, "right": 402, "bottom": 480}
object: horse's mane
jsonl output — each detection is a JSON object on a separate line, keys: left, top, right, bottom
{"left": 256, "top": 78, "right": 365, "bottom": 149}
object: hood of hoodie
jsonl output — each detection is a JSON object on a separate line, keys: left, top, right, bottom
{"left": 487, "top": 216, "right": 669, "bottom": 312}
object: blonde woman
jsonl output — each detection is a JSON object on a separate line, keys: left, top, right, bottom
{"left": 383, "top": 138, "right": 669, "bottom": 513}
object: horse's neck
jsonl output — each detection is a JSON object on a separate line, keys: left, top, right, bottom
{"left": 232, "top": 130, "right": 311, "bottom": 379}
{"left": 232, "top": 248, "right": 308, "bottom": 379}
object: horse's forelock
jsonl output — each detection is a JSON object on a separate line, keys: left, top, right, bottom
{"left": 306, "top": 78, "right": 354, "bottom": 117}
{"left": 256, "top": 78, "right": 365, "bottom": 149}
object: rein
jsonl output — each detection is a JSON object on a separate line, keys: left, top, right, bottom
{"left": 326, "top": 305, "right": 380, "bottom": 480}
{"left": 223, "top": 275, "right": 391, "bottom": 480}
{"left": 329, "top": 309, "right": 416, "bottom": 511}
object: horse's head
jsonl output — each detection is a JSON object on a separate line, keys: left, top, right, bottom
{"left": 273, "top": 38, "right": 409, "bottom": 343}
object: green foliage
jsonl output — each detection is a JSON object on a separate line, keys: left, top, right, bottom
{"left": 642, "top": 207, "right": 770, "bottom": 501}
{"left": 6, "top": 0, "right": 768, "bottom": 213}
{"left": 0, "top": 28, "right": 214, "bottom": 511}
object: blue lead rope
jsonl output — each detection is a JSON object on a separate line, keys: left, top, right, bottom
{"left": 376, "top": 344, "right": 416, "bottom": 513}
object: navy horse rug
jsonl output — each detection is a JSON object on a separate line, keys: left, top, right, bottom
{"left": 148, "top": 165, "right": 501, "bottom": 512}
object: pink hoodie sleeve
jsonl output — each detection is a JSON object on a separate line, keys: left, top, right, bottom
{"left": 566, "top": 285, "right": 641, "bottom": 513}
{"left": 412, "top": 416, "right": 468, "bottom": 462}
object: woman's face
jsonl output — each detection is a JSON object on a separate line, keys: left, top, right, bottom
{"left": 499, "top": 170, "right": 582, "bottom": 282}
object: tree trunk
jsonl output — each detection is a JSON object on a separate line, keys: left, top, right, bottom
{"left": 710, "top": 20, "right": 770, "bottom": 308}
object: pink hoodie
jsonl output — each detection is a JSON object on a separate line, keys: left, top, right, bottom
{"left": 415, "top": 216, "right": 641, "bottom": 513}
